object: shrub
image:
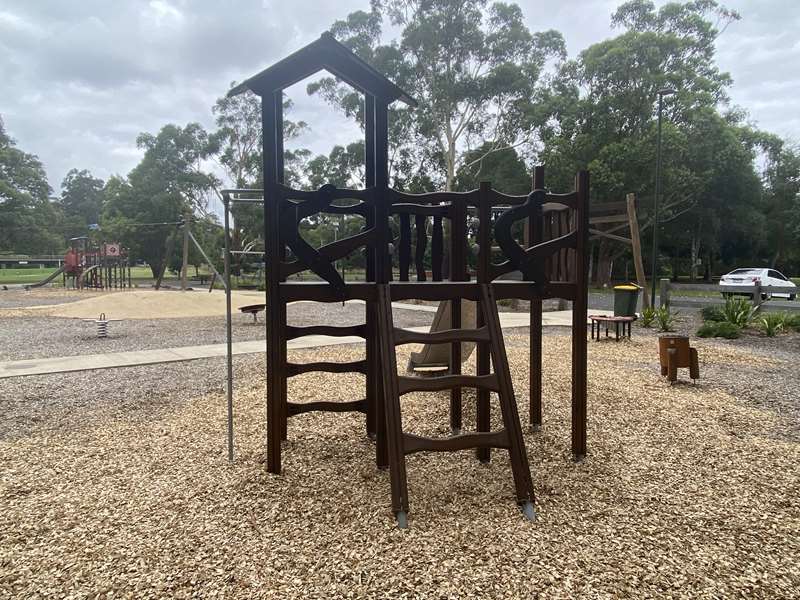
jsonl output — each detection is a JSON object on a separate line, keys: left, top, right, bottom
{"left": 696, "top": 322, "right": 717, "bottom": 338}
{"left": 701, "top": 306, "right": 725, "bottom": 322}
{"left": 655, "top": 306, "right": 676, "bottom": 332}
{"left": 715, "top": 321, "right": 742, "bottom": 339}
{"left": 639, "top": 306, "right": 656, "bottom": 328}
{"left": 786, "top": 313, "right": 800, "bottom": 332}
{"left": 759, "top": 312, "right": 787, "bottom": 337}
{"left": 697, "top": 321, "right": 741, "bottom": 339}
{"left": 721, "top": 296, "right": 754, "bottom": 328}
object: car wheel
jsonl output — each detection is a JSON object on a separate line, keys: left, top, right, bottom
{"left": 790, "top": 294, "right": 797, "bottom": 301}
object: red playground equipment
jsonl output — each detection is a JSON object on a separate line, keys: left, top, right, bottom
{"left": 63, "top": 237, "right": 132, "bottom": 290}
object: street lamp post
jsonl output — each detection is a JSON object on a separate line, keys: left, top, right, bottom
{"left": 651, "top": 88, "right": 675, "bottom": 307}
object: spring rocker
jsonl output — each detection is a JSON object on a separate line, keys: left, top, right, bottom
{"left": 223, "top": 32, "right": 590, "bottom": 527}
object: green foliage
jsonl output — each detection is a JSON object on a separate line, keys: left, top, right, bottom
{"left": 701, "top": 306, "right": 725, "bottom": 322}
{"left": 786, "top": 313, "right": 800, "bottom": 332}
{"left": 655, "top": 306, "right": 676, "bottom": 332}
{"left": 758, "top": 312, "right": 787, "bottom": 337}
{"left": 721, "top": 296, "right": 754, "bottom": 328}
{"left": 639, "top": 306, "right": 657, "bottom": 327}
{"left": 313, "top": 0, "right": 566, "bottom": 190}
{"left": 58, "top": 168, "right": 105, "bottom": 239}
{"left": 0, "top": 116, "right": 63, "bottom": 254}
{"left": 102, "top": 123, "right": 219, "bottom": 277}
{"left": 697, "top": 321, "right": 741, "bottom": 339}
{"left": 454, "top": 144, "right": 530, "bottom": 194}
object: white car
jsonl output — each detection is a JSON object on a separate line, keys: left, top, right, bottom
{"left": 719, "top": 268, "right": 796, "bottom": 300}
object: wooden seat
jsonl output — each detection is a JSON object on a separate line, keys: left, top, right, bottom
{"left": 658, "top": 335, "right": 700, "bottom": 383}
{"left": 239, "top": 303, "right": 266, "bottom": 322}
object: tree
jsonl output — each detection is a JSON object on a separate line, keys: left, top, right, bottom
{"left": 210, "top": 88, "right": 310, "bottom": 248}
{"left": 536, "top": 0, "right": 750, "bottom": 283}
{"left": 59, "top": 168, "right": 105, "bottom": 238}
{"left": 310, "top": 1, "right": 565, "bottom": 190}
{"left": 0, "top": 116, "right": 62, "bottom": 254}
{"left": 762, "top": 143, "right": 800, "bottom": 272}
{"left": 454, "top": 142, "right": 530, "bottom": 193}
{"left": 102, "top": 123, "right": 219, "bottom": 278}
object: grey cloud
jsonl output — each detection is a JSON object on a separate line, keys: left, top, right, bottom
{"left": 0, "top": 0, "right": 798, "bottom": 195}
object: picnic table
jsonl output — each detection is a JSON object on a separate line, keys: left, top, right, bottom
{"left": 589, "top": 314, "right": 636, "bottom": 341}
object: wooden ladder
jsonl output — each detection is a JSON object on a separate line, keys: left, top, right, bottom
{"left": 376, "top": 283, "right": 536, "bottom": 528}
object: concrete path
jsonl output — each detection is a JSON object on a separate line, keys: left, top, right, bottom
{"left": 0, "top": 308, "right": 610, "bottom": 379}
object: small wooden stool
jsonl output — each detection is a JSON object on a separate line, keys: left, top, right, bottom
{"left": 658, "top": 335, "right": 699, "bottom": 383}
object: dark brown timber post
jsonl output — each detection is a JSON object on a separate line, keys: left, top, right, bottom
{"left": 571, "top": 170, "right": 590, "bottom": 459}
{"left": 275, "top": 95, "right": 289, "bottom": 442}
{"left": 373, "top": 98, "right": 390, "bottom": 468}
{"left": 264, "top": 90, "right": 283, "bottom": 474}
{"left": 476, "top": 181, "right": 492, "bottom": 462}
{"left": 449, "top": 195, "right": 468, "bottom": 434}
{"left": 529, "top": 166, "right": 545, "bottom": 430}
{"left": 364, "top": 94, "right": 378, "bottom": 443}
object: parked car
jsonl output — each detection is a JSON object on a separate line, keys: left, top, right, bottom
{"left": 719, "top": 268, "right": 797, "bottom": 300}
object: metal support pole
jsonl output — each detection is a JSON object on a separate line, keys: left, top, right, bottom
{"left": 223, "top": 195, "right": 234, "bottom": 462}
{"left": 181, "top": 216, "right": 189, "bottom": 291}
{"left": 650, "top": 89, "right": 674, "bottom": 305}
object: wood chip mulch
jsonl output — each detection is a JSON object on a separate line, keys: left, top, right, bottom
{"left": 1, "top": 334, "right": 798, "bottom": 598}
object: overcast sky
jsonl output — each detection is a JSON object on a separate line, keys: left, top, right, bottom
{"left": 1, "top": 0, "right": 798, "bottom": 197}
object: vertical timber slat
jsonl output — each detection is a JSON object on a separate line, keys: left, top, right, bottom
{"left": 364, "top": 94, "right": 378, "bottom": 444}
{"left": 476, "top": 182, "right": 492, "bottom": 462}
{"left": 263, "top": 92, "right": 282, "bottom": 474}
{"left": 529, "top": 166, "right": 544, "bottom": 430}
{"left": 571, "top": 171, "right": 590, "bottom": 459}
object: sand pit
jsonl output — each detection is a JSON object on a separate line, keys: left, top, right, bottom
{"left": 6, "top": 289, "right": 266, "bottom": 319}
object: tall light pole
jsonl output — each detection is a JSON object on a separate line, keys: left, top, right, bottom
{"left": 651, "top": 88, "right": 675, "bottom": 306}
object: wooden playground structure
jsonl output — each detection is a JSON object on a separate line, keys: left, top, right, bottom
{"left": 222, "top": 33, "right": 590, "bottom": 527}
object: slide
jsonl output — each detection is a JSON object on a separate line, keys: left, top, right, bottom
{"left": 78, "top": 264, "right": 101, "bottom": 289}
{"left": 407, "top": 300, "right": 478, "bottom": 373}
{"left": 23, "top": 265, "right": 66, "bottom": 290}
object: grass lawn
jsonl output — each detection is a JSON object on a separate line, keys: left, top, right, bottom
{"left": 0, "top": 266, "right": 183, "bottom": 285}
{"left": 0, "top": 267, "right": 61, "bottom": 285}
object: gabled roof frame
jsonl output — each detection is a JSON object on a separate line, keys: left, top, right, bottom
{"left": 228, "top": 32, "right": 416, "bottom": 106}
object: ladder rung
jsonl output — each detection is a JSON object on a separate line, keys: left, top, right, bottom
{"left": 286, "top": 360, "right": 368, "bottom": 377}
{"left": 397, "top": 374, "right": 499, "bottom": 395}
{"left": 285, "top": 324, "right": 366, "bottom": 340}
{"left": 287, "top": 399, "right": 367, "bottom": 416}
{"left": 393, "top": 326, "right": 490, "bottom": 346}
{"left": 402, "top": 430, "right": 510, "bottom": 455}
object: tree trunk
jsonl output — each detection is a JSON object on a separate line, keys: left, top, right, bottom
{"left": 595, "top": 240, "right": 613, "bottom": 287}
{"left": 690, "top": 234, "right": 700, "bottom": 283}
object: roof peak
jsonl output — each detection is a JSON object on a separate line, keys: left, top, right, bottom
{"left": 227, "top": 32, "right": 416, "bottom": 107}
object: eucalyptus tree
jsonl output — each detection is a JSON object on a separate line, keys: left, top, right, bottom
{"left": 310, "top": 1, "right": 565, "bottom": 190}
{"left": 210, "top": 89, "right": 311, "bottom": 249}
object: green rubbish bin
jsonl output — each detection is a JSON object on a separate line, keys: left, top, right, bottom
{"left": 613, "top": 284, "right": 641, "bottom": 317}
